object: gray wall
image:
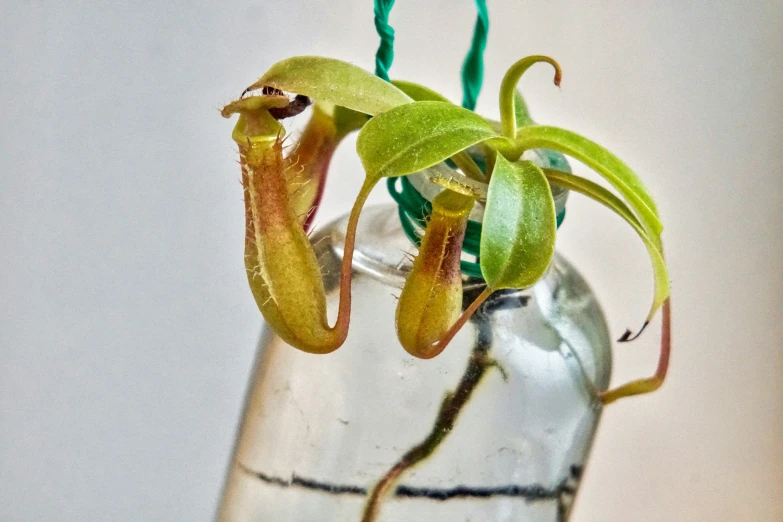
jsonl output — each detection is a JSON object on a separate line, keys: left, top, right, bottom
{"left": 1, "top": 1, "right": 781, "bottom": 520}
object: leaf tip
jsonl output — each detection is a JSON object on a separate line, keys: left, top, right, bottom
{"left": 617, "top": 321, "right": 649, "bottom": 343}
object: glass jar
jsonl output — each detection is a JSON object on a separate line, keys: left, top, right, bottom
{"left": 216, "top": 200, "right": 612, "bottom": 522}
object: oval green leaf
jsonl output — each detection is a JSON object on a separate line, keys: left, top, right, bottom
{"left": 245, "top": 56, "right": 412, "bottom": 116}
{"left": 356, "top": 101, "right": 505, "bottom": 184}
{"left": 391, "top": 80, "right": 451, "bottom": 103}
{"left": 511, "top": 90, "right": 572, "bottom": 174}
{"left": 544, "top": 169, "right": 668, "bottom": 328}
{"left": 480, "top": 156, "right": 557, "bottom": 290}
{"left": 513, "top": 90, "right": 535, "bottom": 127}
{"left": 515, "top": 125, "right": 663, "bottom": 237}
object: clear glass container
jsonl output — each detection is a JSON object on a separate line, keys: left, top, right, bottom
{"left": 216, "top": 203, "right": 612, "bottom": 522}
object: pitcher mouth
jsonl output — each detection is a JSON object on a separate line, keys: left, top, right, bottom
{"left": 405, "top": 150, "right": 569, "bottom": 225}
{"left": 220, "top": 92, "right": 289, "bottom": 119}
{"left": 222, "top": 86, "right": 311, "bottom": 121}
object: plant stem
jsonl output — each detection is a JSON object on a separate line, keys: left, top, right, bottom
{"left": 451, "top": 151, "right": 487, "bottom": 182}
{"left": 360, "top": 291, "right": 498, "bottom": 522}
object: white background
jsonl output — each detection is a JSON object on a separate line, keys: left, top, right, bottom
{"left": 1, "top": 1, "right": 781, "bottom": 520}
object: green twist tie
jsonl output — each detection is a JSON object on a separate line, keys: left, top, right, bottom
{"left": 373, "top": 0, "right": 396, "bottom": 81}
{"left": 460, "top": 0, "right": 488, "bottom": 111}
{"left": 374, "top": 0, "right": 566, "bottom": 279}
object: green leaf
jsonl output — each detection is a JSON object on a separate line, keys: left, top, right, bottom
{"left": 245, "top": 56, "right": 412, "bottom": 116}
{"left": 480, "top": 157, "right": 557, "bottom": 290}
{"left": 544, "top": 169, "right": 669, "bottom": 326}
{"left": 513, "top": 90, "right": 535, "bottom": 127}
{"left": 391, "top": 80, "right": 451, "bottom": 102}
{"left": 511, "top": 90, "right": 572, "bottom": 173}
{"left": 331, "top": 105, "right": 367, "bottom": 138}
{"left": 515, "top": 125, "right": 663, "bottom": 238}
{"left": 356, "top": 101, "right": 505, "bottom": 184}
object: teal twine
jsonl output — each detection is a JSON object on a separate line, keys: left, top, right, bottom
{"left": 374, "top": 0, "right": 559, "bottom": 279}
{"left": 373, "top": 0, "right": 396, "bottom": 81}
{"left": 460, "top": 0, "right": 489, "bottom": 111}
{"left": 373, "top": 0, "right": 493, "bottom": 277}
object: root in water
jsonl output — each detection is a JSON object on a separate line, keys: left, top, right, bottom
{"left": 360, "top": 287, "right": 500, "bottom": 522}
